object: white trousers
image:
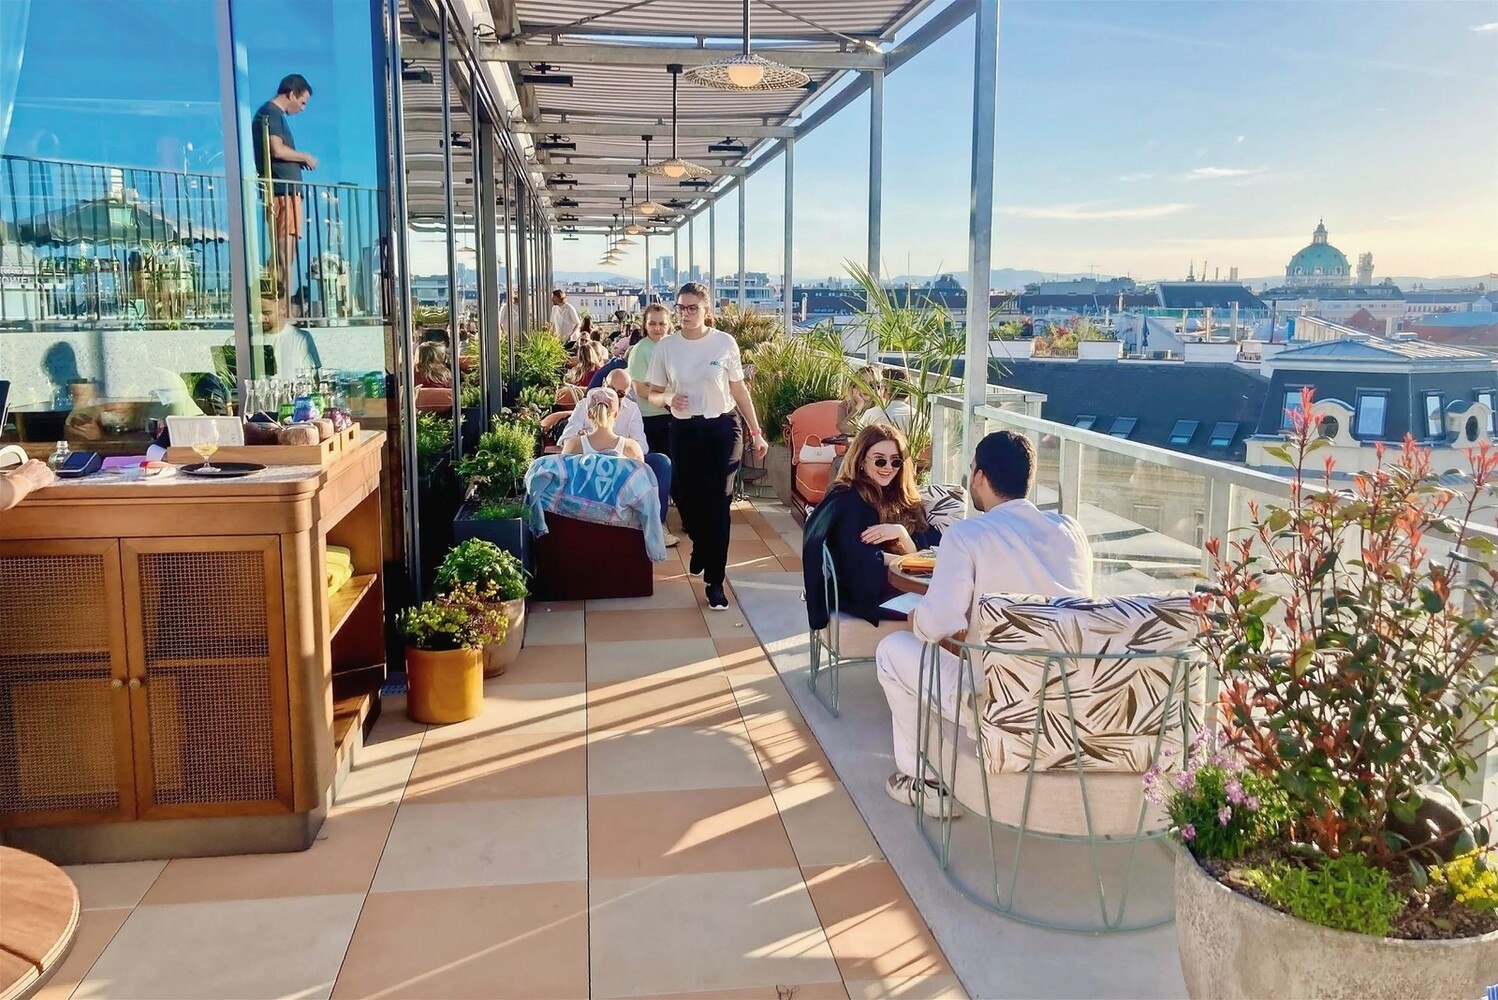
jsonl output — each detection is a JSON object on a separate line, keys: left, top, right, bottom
{"left": 875, "top": 630, "right": 966, "bottom": 779}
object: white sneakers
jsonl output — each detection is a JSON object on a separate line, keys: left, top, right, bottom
{"left": 885, "top": 772, "right": 963, "bottom": 819}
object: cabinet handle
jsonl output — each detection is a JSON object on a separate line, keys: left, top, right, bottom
{"left": 128, "top": 678, "right": 142, "bottom": 690}
{"left": 111, "top": 678, "right": 124, "bottom": 689}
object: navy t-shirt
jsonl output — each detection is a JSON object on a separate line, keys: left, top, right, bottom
{"left": 251, "top": 101, "right": 302, "bottom": 194}
{"left": 587, "top": 357, "right": 628, "bottom": 390}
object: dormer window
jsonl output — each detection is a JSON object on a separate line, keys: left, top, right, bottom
{"left": 1477, "top": 391, "right": 1495, "bottom": 435}
{"left": 1355, "top": 392, "right": 1388, "bottom": 439}
{"left": 1424, "top": 393, "right": 1445, "bottom": 440}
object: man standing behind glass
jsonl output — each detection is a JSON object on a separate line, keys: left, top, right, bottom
{"left": 252, "top": 74, "right": 318, "bottom": 308}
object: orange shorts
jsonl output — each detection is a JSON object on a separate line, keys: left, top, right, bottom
{"left": 272, "top": 193, "right": 303, "bottom": 239}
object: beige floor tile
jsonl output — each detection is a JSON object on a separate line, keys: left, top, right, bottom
{"left": 705, "top": 606, "right": 757, "bottom": 640}
{"left": 588, "top": 606, "right": 709, "bottom": 642}
{"left": 590, "top": 868, "right": 841, "bottom": 998}
{"left": 588, "top": 580, "right": 700, "bottom": 611}
{"left": 771, "top": 781, "right": 885, "bottom": 867}
{"left": 713, "top": 637, "right": 777, "bottom": 675}
{"left": 63, "top": 860, "right": 165, "bottom": 910}
{"left": 778, "top": 556, "right": 805, "bottom": 573}
{"left": 742, "top": 711, "right": 838, "bottom": 789}
{"left": 589, "top": 787, "right": 797, "bottom": 878}
{"left": 588, "top": 670, "right": 743, "bottom": 733}
{"left": 35, "top": 907, "right": 129, "bottom": 1000}
{"left": 586, "top": 637, "right": 721, "bottom": 685}
{"left": 729, "top": 523, "right": 761, "bottom": 541}
{"left": 335, "top": 732, "right": 424, "bottom": 810}
{"left": 635, "top": 986, "right": 848, "bottom": 1000}
{"left": 728, "top": 539, "right": 774, "bottom": 561}
{"left": 843, "top": 976, "right": 968, "bottom": 999}
{"left": 140, "top": 805, "right": 397, "bottom": 905}
{"left": 75, "top": 893, "right": 365, "bottom": 1000}
{"left": 371, "top": 796, "right": 586, "bottom": 892}
{"left": 654, "top": 556, "right": 691, "bottom": 580}
{"left": 802, "top": 861, "right": 952, "bottom": 983}
{"left": 588, "top": 725, "right": 764, "bottom": 794}
{"left": 531, "top": 600, "right": 585, "bottom": 613}
{"left": 405, "top": 730, "right": 586, "bottom": 802}
{"left": 331, "top": 882, "right": 588, "bottom": 999}
{"left": 503, "top": 642, "right": 587, "bottom": 684}
{"left": 421, "top": 682, "right": 587, "bottom": 745}
{"left": 525, "top": 608, "right": 585, "bottom": 644}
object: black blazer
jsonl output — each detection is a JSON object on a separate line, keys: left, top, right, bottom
{"left": 803, "top": 484, "right": 941, "bottom": 631}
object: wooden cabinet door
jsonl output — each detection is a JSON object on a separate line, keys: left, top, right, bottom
{"left": 0, "top": 539, "right": 137, "bottom": 827}
{"left": 120, "top": 537, "right": 294, "bottom": 819}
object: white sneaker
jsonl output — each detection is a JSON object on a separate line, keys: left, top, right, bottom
{"left": 664, "top": 531, "right": 679, "bottom": 547}
{"left": 885, "top": 772, "right": 962, "bottom": 819}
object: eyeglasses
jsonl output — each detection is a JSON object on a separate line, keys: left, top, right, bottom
{"left": 675, "top": 303, "right": 702, "bottom": 314}
{"left": 871, "top": 456, "right": 904, "bottom": 470}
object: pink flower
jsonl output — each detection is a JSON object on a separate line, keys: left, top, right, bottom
{"left": 1225, "top": 780, "right": 1246, "bottom": 805}
{"left": 1217, "top": 806, "right": 1232, "bottom": 826}
{"left": 1246, "top": 796, "right": 1261, "bottom": 812}
{"left": 1176, "top": 771, "right": 1196, "bottom": 791}
{"left": 1180, "top": 824, "right": 1196, "bottom": 841}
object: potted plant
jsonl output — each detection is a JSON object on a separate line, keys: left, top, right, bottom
{"left": 1163, "top": 388, "right": 1498, "bottom": 999}
{"left": 1075, "top": 321, "right": 1122, "bottom": 360}
{"left": 398, "top": 586, "right": 506, "bottom": 724}
{"left": 435, "top": 539, "right": 529, "bottom": 676}
{"left": 989, "top": 319, "right": 1033, "bottom": 360}
{"left": 453, "top": 418, "right": 536, "bottom": 562}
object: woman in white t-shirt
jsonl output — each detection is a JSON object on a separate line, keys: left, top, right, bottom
{"left": 645, "top": 282, "right": 769, "bottom": 610}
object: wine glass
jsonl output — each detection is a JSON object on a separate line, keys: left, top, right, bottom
{"left": 192, "top": 420, "right": 221, "bottom": 473}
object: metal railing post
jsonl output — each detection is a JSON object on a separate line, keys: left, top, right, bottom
{"left": 737, "top": 183, "right": 746, "bottom": 309}
{"left": 478, "top": 121, "right": 501, "bottom": 422}
{"left": 866, "top": 68, "right": 883, "bottom": 363}
{"left": 438, "top": 10, "right": 461, "bottom": 461}
{"left": 213, "top": 0, "right": 255, "bottom": 409}
{"left": 708, "top": 200, "right": 717, "bottom": 301}
{"left": 962, "top": 1, "right": 1000, "bottom": 467}
{"left": 782, "top": 137, "right": 794, "bottom": 335}
{"left": 1058, "top": 439, "right": 1082, "bottom": 520}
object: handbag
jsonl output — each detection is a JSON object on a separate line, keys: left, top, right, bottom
{"left": 797, "top": 435, "right": 836, "bottom": 465}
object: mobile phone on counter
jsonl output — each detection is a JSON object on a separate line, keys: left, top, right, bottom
{"left": 57, "top": 451, "right": 104, "bottom": 478}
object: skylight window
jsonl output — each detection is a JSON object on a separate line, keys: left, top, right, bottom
{"left": 1169, "top": 419, "right": 1199, "bottom": 445}
{"left": 1208, "top": 422, "right": 1239, "bottom": 448}
{"left": 1074, "top": 415, "right": 1097, "bottom": 430}
{"left": 1110, "top": 417, "right": 1138, "bottom": 439}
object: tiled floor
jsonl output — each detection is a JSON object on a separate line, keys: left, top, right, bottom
{"left": 46, "top": 504, "right": 963, "bottom": 1000}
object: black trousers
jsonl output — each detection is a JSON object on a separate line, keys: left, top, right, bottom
{"left": 668, "top": 414, "right": 742, "bottom": 586}
{"left": 642, "top": 414, "right": 676, "bottom": 508}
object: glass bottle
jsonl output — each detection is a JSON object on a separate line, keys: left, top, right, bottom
{"left": 47, "top": 441, "right": 71, "bottom": 471}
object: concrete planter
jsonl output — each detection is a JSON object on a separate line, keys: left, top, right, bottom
{"left": 1183, "top": 341, "right": 1241, "bottom": 364}
{"left": 989, "top": 338, "right": 1034, "bottom": 360}
{"left": 766, "top": 441, "right": 795, "bottom": 508}
{"left": 481, "top": 598, "right": 526, "bottom": 677}
{"left": 1174, "top": 846, "right": 1498, "bottom": 1000}
{"left": 1077, "top": 340, "right": 1123, "bottom": 361}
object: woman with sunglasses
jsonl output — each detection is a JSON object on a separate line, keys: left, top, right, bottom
{"left": 644, "top": 282, "right": 768, "bottom": 610}
{"left": 803, "top": 423, "right": 940, "bottom": 635}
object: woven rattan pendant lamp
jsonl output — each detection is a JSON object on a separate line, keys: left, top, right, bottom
{"left": 615, "top": 198, "right": 637, "bottom": 246}
{"left": 685, "top": 0, "right": 810, "bottom": 91}
{"left": 635, "top": 138, "right": 664, "bottom": 216}
{"left": 624, "top": 179, "right": 646, "bottom": 235}
{"left": 644, "top": 66, "right": 712, "bottom": 181}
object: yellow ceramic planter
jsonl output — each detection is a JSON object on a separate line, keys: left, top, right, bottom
{"left": 406, "top": 646, "right": 484, "bottom": 723}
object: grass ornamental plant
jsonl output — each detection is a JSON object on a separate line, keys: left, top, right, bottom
{"left": 458, "top": 420, "right": 536, "bottom": 509}
{"left": 747, "top": 331, "right": 845, "bottom": 444}
{"left": 435, "top": 539, "right": 528, "bottom": 602}
{"left": 514, "top": 329, "right": 570, "bottom": 391}
{"left": 1167, "top": 386, "right": 1498, "bottom": 941}
{"left": 715, "top": 303, "right": 783, "bottom": 358}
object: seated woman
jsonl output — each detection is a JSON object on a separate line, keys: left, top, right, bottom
{"left": 557, "top": 341, "right": 608, "bottom": 405}
{"left": 561, "top": 387, "right": 645, "bottom": 463}
{"left": 415, "top": 340, "right": 452, "bottom": 388}
{"left": 803, "top": 423, "right": 941, "bottom": 654}
{"left": 836, "top": 365, "right": 887, "bottom": 436}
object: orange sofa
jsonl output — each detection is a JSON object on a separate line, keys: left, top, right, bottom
{"left": 783, "top": 400, "right": 843, "bottom": 520}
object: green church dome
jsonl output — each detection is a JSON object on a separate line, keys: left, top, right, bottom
{"left": 1286, "top": 220, "right": 1351, "bottom": 284}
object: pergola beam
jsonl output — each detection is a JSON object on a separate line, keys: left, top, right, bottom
{"left": 404, "top": 39, "right": 885, "bottom": 71}
{"left": 511, "top": 120, "right": 796, "bottom": 139}
{"left": 406, "top": 159, "right": 745, "bottom": 177}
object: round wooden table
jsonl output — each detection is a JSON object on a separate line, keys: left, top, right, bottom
{"left": 0, "top": 847, "right": 79, "bottom": 1000}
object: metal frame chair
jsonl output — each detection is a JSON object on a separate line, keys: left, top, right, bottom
{"left": 806, "top": 541, "right": 879, "bottom": 717}
{"left": 912, "top": 636, "right": 1200, "bottom": 933}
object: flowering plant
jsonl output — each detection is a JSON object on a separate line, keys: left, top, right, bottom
{"left": 1148, "top": 731, "right": 1288, "bottom": 861}
{"left": 1194, "top": 386, "right": 1498, "bottom": 863}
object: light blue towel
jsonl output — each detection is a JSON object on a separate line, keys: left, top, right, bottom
{"left": 524, "top": 453, "right": 666, "bottom": 562}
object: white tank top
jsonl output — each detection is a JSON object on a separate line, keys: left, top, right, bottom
{"left": 581, "top": 433, "right": 623, "bottom": 456}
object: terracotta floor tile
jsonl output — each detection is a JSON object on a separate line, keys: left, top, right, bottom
{"left": 587, "top": 606, "right": 710, "bottom": 642}
{"left": 588, "top": 725, "right": 764, "bottom": 794}
{"left": 715, "top": 638, "right": 779, "bottom": 676}
{"left": 802, "top": 861, "right": 952, "bottom": 983}
{"left": 778, "top": 556, "right": 805, "bottom": 573}
{"left": 588, "top": 580, "right": 700, "bottom": 611}
{"left": 729, "top": 523, "right": 761, "bottom": 541}
{"left": 589, "top": 786, "right": 797, "bottom": 878}
{"left": 64, "top": 860, "right": 165, "bottom": 910}
{"left": 372, "top": 796, "right": 586, "bottom": 892}
{"left": 75, "top": 893, "right": 365, "bottom": 1000}
{"left": 635, "top": 986, "right": 848, "bottom": 1000}
{"left": 728, "top": 539, "right": 774, "bottom": 560}
{"left": 771, "top": 781, "right": 885, "bottom": 868}
{"left": 590, "top": 869, "right": 840, "bottom": 998}
{"left": 35, "top": 906, "right": 129, "bottom": 1000}
{"left": 331, "top": 882, "right": 588, "bottom": 999}
{"left": 335, "top": 731, "right": 424, "bottom": 810}
{"left": 586, "top": 638, "right": 721, "bottom": 685}
{"left": 502, "top": 642, "right": 587, "bottom": 684}
{"left": 705, "top": 606, "right": 757, "bottom": 640}
{"left": 531, "top": 600, "right": 585, "bottom": 613}
{"left": 843, "top": 977, "right": 968, "bottom": 999}
{"left": 655, "top": 557, "right": 691, "bottom": 580}
{"left": 588, "top": 670, "right": 743, "bottom": 733}
{"left": 405, "top": 730, "right": 586, "bottom": 802}
{"left": 525, "top": 608, "right": 586, "bottom": 645}
{"left": 743, "top": 713, "right": 838, "bottom": 789}
{"left": 139, "top": 805, "right": 396, "bottom": 905}
{"left": 421, "top": 682, "right": 586, "bottom": 745}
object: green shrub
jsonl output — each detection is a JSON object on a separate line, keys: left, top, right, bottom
{"left": 473, "top": 499, "right": 526, "bottom": 522}
{"left": 398, "top": 585, "right": 507, "bottom": 650}
{"left": 458, "top": 419, "right": 535, "bottom": 502}
{"left": 1242, "top": 855, "right": 1404, "bottom": 936}
{"left": 1430, "top": 849, "right": 1498, "bottom": 911}
{"left": 747, "top": 333, "right": 844, "bottom": 444}
{"left": 515, "top": 329, "right": 570, "bottom": 390}
{"left": 416, "top": 412, "right": 453, "bottom": 477}
{"left": 993, "top": 320, "right": 1026, "bottom": 341}
{"left": 435, "top": 539, "right": 528, "bottom": 601}
{"left": 715, "top": 304, "right": 783, "bottom": 359}
{"left": 1074, "top": 320, "right": 1114, "bottom": 342}
{"left": 1152, "top": 734, "right": 1289, "bottom": 861}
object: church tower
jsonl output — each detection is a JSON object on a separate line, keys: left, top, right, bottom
{"left": 1356, "top": 253, "right": 1374, "bottom": 285}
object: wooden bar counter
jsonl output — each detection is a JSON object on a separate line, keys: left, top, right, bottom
{"left": 0, "top": 432, "right": 387, "bottom": 863}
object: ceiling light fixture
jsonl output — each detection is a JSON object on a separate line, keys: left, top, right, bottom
{"left": 400, "top": 61, "right": 433, "bottom": 84}
{"left": 644, "top": 66, "right": 712, "bottom": 181}
{"left": 520, "top": 63, "right": 574, "bottom": 86}
{"left": 708, "top": 137, "right": 749, "bottom": 155}
{"left": 535, "top": 133, "right": 576, "bottom": 151}
{"left": 685, "top": 1, "right": 810, "bottom": 92}
{"left": 636, "top": 137, "right": 664, "bottom": 216}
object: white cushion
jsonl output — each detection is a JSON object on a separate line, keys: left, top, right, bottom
{"left": 918, "top": 483, "right": 968, "bottom": 532}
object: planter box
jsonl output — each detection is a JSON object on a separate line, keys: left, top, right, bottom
{"left": 1174, "top": 846, "right": 1498, "bottom": 1000}
{"left": 482, "top": 598, "right": 526, "bottom": 677}
{"left": 765, "top": 441, "right": 795, "bottom": 509}
{"left": 1183, "top": 341, "right": 1241, "bottom": 364}
{"left": 1077, "top": 340, "right": 1123, "bottom": 361}
{"left": 989, "top": 338, "right": 1034, "bottom": 360}
{"left": 453, "top": 500, "right": 529, "bottom": 567}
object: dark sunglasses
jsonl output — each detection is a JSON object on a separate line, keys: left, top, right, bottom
{"left": 870, "top": 456, "right": 904, "bottom": 470}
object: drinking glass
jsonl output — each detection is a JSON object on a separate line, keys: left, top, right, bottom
{"left": 192, "top": 420, "right": 221, "bottom": 473}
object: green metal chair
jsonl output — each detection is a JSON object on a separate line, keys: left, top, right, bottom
{"left": 911, "top": 595, "right": 1201, "bottom": 933}
{"left": 806, "top": 541, "right": 880, "bottom": 718}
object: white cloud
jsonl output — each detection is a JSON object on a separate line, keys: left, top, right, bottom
{"left": 1116, "top": 171, "right": 1154, "bottom": 182}
{"left": 1184, "top": 166, "right": 1267, "bottom": 180}
{"left": 998, "top": 201, "right": 1192, "bottom": 221}
{"left": 1472, "top": 22, "right": 1498, "bottom": 32}
{"left": 1235, "top": 135, "right": 1246, "bottom": 144}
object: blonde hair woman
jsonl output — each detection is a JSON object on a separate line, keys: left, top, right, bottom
{"left": 556, "top": 340, "right": 609, "bottom": 405}
{"left": 560, "top": 387, "right": 645, "bottom": 462}
{"left": 415, "top": 340, "right": 452, "bottom": 388}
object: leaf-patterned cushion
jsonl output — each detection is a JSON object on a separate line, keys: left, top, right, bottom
{"left": 973, "top": 593, "right": 1199, "bottom": 773}
{"left": 918, "top": 483, "right": 967, "bottom": 532}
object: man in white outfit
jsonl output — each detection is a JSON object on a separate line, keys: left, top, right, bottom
{"left": 876, "top": 431, "right": 1094, "bottom": 816}
{"left": 549, "top": 288, "right": 581, "bottom": 345}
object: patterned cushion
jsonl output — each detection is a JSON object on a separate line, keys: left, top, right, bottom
{"left": 973, "top": 593, "right": 1200, "bottom": 774}
{"left": 918, "top": 483, "right": 967, "bottom": 532}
